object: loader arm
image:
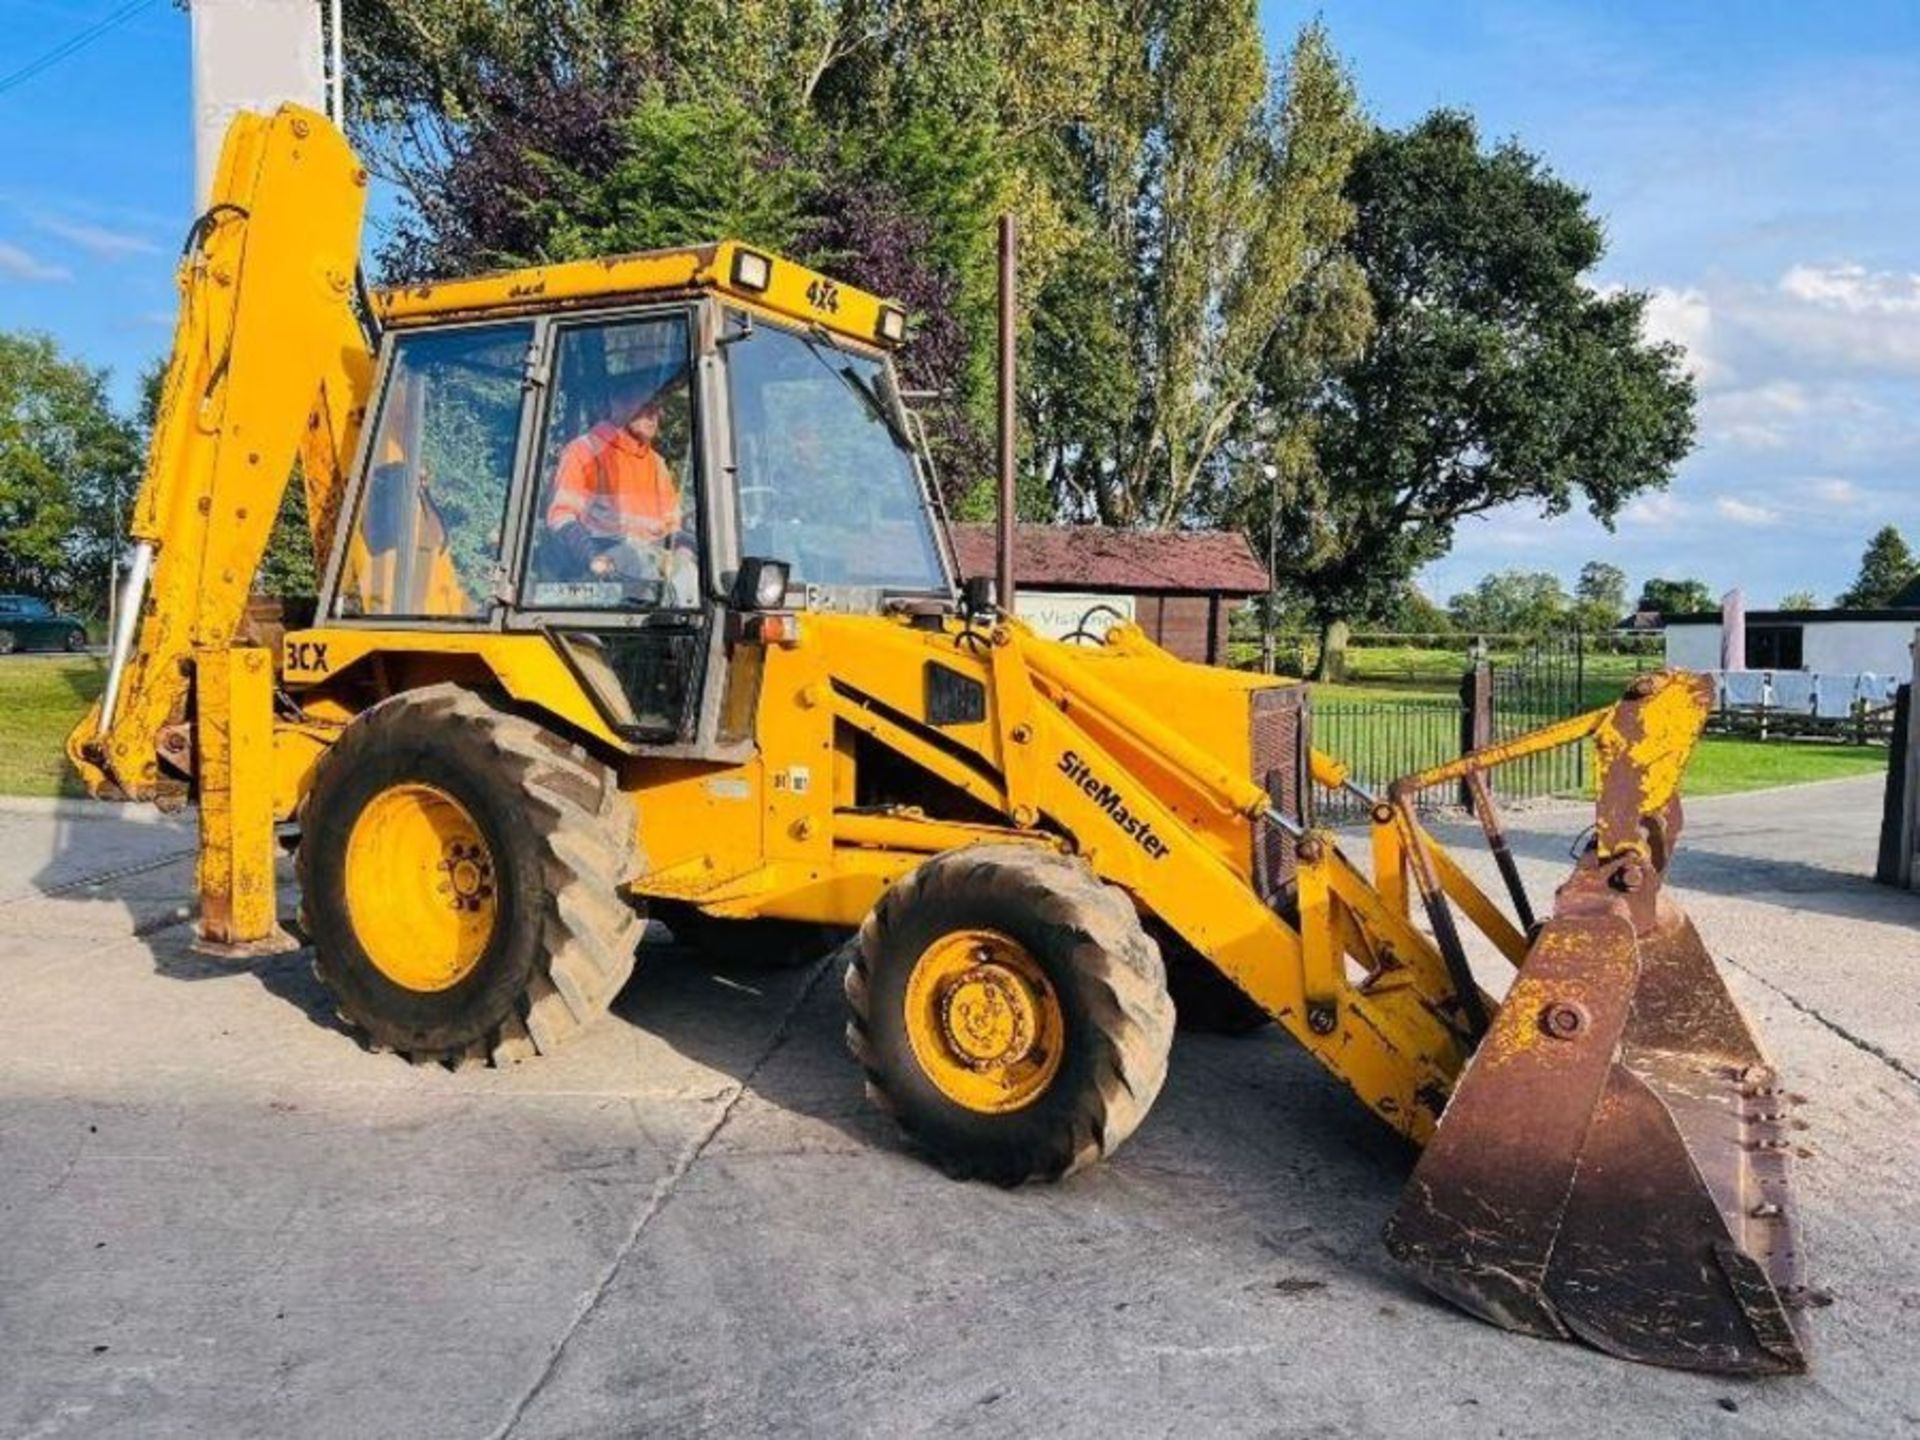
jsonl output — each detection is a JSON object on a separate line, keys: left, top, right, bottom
{"left": 66, "top": 104, "right": 372, "bottom": 802}
{"left": 728, "top": 615, "right": 1808, "bottom": 1374}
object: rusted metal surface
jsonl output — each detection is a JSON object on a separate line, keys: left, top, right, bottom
{"left": 1383, "top": 673, "right": 1810, "bottom": 1374}
{"left": 1249, "top": 683, "right": 1311, "bottom": 905}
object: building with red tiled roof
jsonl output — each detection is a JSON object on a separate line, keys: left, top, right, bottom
{"left": 949, "top": 522, "right": 1269, "bottom": 665}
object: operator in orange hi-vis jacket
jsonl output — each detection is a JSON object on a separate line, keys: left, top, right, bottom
{"left": 545, "top": 370, "right": 697, "bottom": 604}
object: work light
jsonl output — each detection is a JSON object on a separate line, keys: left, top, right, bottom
{"left": 733, "top": 557, "right": 790, "bottom": 611}
{"left": 731, "top": 249, "right": 773, "bottom": 292}
{"left": 877, "top": 305, "right": 908, "bottom": 345}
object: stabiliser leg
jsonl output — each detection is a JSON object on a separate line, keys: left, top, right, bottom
{"left": 193, "top": 646, "right": 298, "bottom": 959}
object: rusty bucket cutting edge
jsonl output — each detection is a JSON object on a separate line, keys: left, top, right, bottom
{"left": 1382, "top": 870, "right": 1811, "bottom": 1375}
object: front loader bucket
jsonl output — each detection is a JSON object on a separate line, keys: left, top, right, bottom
{"left": 1384, "top": 863, "right": 1811, "bottom": 1374}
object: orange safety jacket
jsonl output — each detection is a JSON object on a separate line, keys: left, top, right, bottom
{"left": 546, "top": 423, "right": 681, "bottom": 544}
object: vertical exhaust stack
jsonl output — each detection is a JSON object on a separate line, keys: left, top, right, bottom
{"left": 996, "top": 213, "right": 1017, "bottom": 615}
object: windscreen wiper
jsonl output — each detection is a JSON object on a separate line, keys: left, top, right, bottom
{"left": 798, "top": 329, "right": 917, "bottom": 452}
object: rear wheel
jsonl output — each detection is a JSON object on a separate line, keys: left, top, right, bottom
{"left": 63, "top": 627, "right": 85, "bottom": 652}
{"left": 298, "top": 684, "right": 643, "bottom": 1063}
{"left": 0, "top": 631, "right": 15, "bottom": 656}
{"left": 846, "top": 845, "right": 1173, "bottom": 1185}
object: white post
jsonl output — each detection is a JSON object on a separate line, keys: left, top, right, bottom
{"left": 190, "top": 0, "right": 328, "bottom": 208}
{"left": 1906, "top": 631, "right": 1920, "bottom": 889}
{"left": 329, "top": 0, "right": 343, "bottom": 122}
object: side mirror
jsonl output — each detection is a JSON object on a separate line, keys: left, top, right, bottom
{"left": 960, "top": 575, "right": 997, "bottom": 620}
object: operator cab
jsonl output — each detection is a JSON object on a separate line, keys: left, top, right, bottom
{"left": 315, "top": 243, "right": 956, "bottom": 753}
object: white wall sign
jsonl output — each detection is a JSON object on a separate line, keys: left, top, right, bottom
{"left": 190, "top": 0, "right": 326, "bottom": 207}
{"left": 1015, "top": 591, "right": 1137, "bottom": 643}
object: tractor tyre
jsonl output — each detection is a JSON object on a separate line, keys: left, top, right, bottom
{"left": 656, "top": 902, "right": 848, "bottom": 969}
{"left": 297, "top": 683, "right": 643, "bottom": 1064}
{"left": 846, "top": 844, "right": 1173, "bottom": 1185}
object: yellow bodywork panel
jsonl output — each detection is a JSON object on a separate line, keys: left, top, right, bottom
{"left": 281, "top": 628, "right": 628, "bottom": 752}
{"left": 375, "top": 239, "right": 901, "bottom": 353}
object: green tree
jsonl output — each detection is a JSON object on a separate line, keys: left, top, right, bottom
{"left": 1574, "top": 559, "right": 1627, "bottom": 633}
{"left": 1835, "top": 525, "right": 1917, "bottom": 608}
{"left": 0, "top": 331, "right": 140, "bottom": 610}
{"left": 1034, "top": 18, "right": 1371, "bottom": 529}
{"left": 1778, "top": 589, "right": 1818, "bottom": 612}
{"left": 344, "top": 3, "right": 1371, "bottom": 524}
{"left": 1376, "top": 582, "right": 1454, "bottom": 635}
{"left": 1273, "top": 112, "right": 1695, "bottom": 666}
{"left": 1638, "top": 576, "right": 1713, "bottom": 617}
{"left": 1447, "top": 570, "right": 1570, "bottom": 636}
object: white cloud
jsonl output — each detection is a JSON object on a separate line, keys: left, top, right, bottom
{"left": 1729, "top": 264, "right": 1920, "bottom": 374}
{"left": 1639, "top": 285, "right": 1721, "bottom": 383}
{"left": 33, "top": 215, "right": 159, "bottom": 259}
{"left": 1810, "top": 476, "right": 1861, "bottom": 505}
{"left": 1698, "top": 379, "right": 1809, "bottom": 449}
{"left": 1779, "top": 263, "right": 1920, "bottom": 314}
{"left": 0, "top": 241, "right": 70, "bottom": 282}
{"left": 1714, "top": 495, "right": 1780, "bottom": 526}
{"left": 1623, "top": 492, "right": 1689, "bottom": 529}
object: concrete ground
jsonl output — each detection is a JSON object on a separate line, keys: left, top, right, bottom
{"left": 1, "top": 777, "right": 1917, "bottom": 1438}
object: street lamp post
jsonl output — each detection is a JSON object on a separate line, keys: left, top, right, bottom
{"left": 1260, "top": 462, "right": 1279, "bottom": 675}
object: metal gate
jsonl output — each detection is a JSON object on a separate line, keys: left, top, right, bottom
{"left": 1313, "top": 694, "right": 1464, "bottom": 824}
{"left": 1488, "top": 630, "right": 1589, "bottom": 801}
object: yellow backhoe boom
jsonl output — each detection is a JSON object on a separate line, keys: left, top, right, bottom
{"left": 67, "top": 105, "right": 371, "bottom": 803}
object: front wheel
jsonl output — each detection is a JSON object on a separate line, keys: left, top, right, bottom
{"left": 0, "top": 630, "right": 15, "bottom": 656}
{"left": 846, "top": 845, "right": 1173, "bottom": 1185}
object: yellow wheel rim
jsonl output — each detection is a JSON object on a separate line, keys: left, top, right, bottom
{"left": 903, "top": 929, "right": 1065, "bottom": 1114}
{"left": 344, "top": 782, "right": 497, "bottom": 992}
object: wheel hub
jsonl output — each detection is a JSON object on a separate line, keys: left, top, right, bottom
{"left": 344, "top": 783, "right": 498, "bottom": 992}
{"left": 438, "top": 842, "right": 494, "bottom": 912}
{"left": 940, "top": 960, "right": 1038, "bottom": 1071}
{"left": 903, "top": 929, "right": 1065, "bottom": 1114}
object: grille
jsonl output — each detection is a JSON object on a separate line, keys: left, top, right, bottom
{"left": 1249, "top": 684, "right": 1312, "bottom": 905}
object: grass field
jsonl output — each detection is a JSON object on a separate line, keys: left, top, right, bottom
{"left": 1679, "top": 736, "right": 1889, "bottom": 796}
{"left": 0, "top": 656, "right": 103, "bottom": 798}
{"left": 0, "top": 649, "right": 1890, "bottom": 804}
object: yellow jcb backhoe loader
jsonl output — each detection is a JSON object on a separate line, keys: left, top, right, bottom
{"left": 68, "top": 106, "right": 1814, "bottom": 1374}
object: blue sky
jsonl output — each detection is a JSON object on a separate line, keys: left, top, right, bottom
{"left": 3, "top": 2, "right": 1918, "bottom": 608}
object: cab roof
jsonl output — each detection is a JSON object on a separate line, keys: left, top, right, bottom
{"left": 373, "top": 239, "right": 905, "bottom": 351}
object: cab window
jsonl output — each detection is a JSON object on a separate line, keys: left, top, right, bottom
{"left": 724, "top": 316, "right": 946, "bottom": 592}
{"left": 522, "top": 314, "right": 699, "bottom": 611}
{"left": 334, "top": 324, "right": 529, "bottom": 620}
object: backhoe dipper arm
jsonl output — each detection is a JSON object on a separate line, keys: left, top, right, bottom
{"left": 67, "top": 105, "right": 372, "bottom": 802}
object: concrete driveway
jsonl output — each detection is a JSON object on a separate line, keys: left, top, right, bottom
{"left": 1, "top": 777, "right": 1917, "bottom": 1438}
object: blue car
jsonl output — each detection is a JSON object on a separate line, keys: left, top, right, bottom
{"left": 0, "top": 594, "right": 89, "bottom": 654}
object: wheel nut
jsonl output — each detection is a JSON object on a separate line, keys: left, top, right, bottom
{"left": 1541, "top": 1001, "right": 1588, "bottom": 1040}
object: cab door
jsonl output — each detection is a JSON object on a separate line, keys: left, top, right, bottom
{"left": 507, "top": 307, "right": 728, "bottom": 750}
